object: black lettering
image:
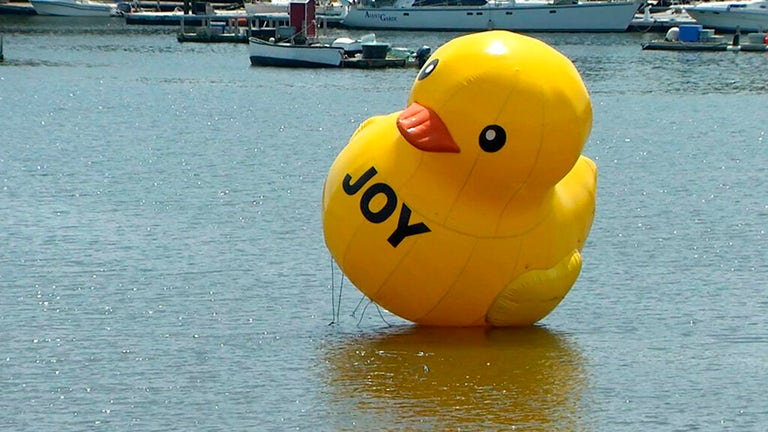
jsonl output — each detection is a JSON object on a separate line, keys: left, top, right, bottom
{"left": 387, "top": 203, "right": 431, "bottom": 247}
{"left": 360, "top": 183, "right": 397, "bottom": 223}
{"left": 342, "top": 167, "right": 377, "bottom": 195}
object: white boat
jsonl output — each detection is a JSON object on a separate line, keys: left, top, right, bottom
{"left": 30, "top": 0, "right": 119, "bottom": 16}
{"left": 686, "top": 0, "right": 768, "bottom": 33}
{"left": 338, "top": 0, "right": 642, "bottom": 32}
{"left": 248, "top": 0, "right": 349, "bottom": 67}
{"left": 630, "top": 4, "right": 696, "bottom": 31}
{"left": 249, "top": 37, "right": 345, "bottom": 67}
{"left": 244, "top": 0, "right": 289, "bottom": 14}
{"left": 244, "top": 0, "right": 343, "bottom": 14}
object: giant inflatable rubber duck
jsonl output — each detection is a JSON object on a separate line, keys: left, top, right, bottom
{"left": 322, "top": 30, "right": 597, "bottom": 327}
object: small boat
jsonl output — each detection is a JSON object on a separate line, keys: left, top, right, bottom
{"left": 30, "top": 0, "right": 119, "bottom": 16}
{"left": 249, "top": 0, "right": 345, "bottom": 67}
{"left": 337, "top": 0, "right": 642, "bottom": 32}
{"left": 249, "top": 0, "right": 427, "bottom": 68}
{"left": 642, "top": 24, "right": 768, "bottom": 51}
{"left": 686, "top": 0, "right": 768, "bottom": 33}
{"left": 248, "top": 36, "right": 345, "bottom": 67}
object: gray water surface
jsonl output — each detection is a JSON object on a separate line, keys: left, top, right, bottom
{"left": 1, "top": 17, "right": 767, "bottom": 430}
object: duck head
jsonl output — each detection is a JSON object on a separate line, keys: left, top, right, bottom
{"left": 397, "top": 31, "right": 592, "bottom": 196}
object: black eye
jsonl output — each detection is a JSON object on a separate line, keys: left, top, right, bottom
{"left": 418, "top": 58, "right": 439, "bottom": 81}
{"left": 479, "top": 125, "right": 506, "bottom": 153}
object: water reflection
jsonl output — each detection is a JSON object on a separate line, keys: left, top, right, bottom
{"left": 322, "top": 326, "right": 588, "bottom": 430}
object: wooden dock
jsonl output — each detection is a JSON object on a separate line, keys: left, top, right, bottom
{"left": 175, "top": 12, "right": 308, "bottom": 43}
{"left": 175, "top": 10, "right": 343, "bottom": 44}
{"left": 127, "top": 9, "right": 341, "bottom": 27}
{"left": 176, "top": 14, "right": 270, "bottom": 43}
{"left": 177, "top": 31, "right": 249, "bottom": 43}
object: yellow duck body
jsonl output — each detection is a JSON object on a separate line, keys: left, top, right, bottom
{"left": 322, "top": 30, "right": 596, "bottom": 327}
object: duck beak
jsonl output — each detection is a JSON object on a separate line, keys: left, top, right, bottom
{"left": 397, "top": 102, "right": 460, "bottom": 153}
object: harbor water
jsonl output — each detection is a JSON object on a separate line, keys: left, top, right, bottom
{"left": 1, "top": 16, "right": 768, "bottom": 430}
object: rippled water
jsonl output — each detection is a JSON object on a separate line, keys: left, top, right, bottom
{"left": 1, "top": 16, "right": 767, "bottom": 430}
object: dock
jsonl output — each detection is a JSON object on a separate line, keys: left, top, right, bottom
{"left": 177, "top": 30, "right": 249, "bottom": 43}
{"left": 176, "top": 14, "right": 278, "bottom": 43}
{"left": 126, "top": 8, "right": 341, "bottom": 27}
{"left": 175, "top": 9, "right": 341, "bottom": 43}
{"left": 342, "top": 57, "right": 412, "bottom": 69}
{"left": 127, "top": 11, "right": 261, "bottom": 27}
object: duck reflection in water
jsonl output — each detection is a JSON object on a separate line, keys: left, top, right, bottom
{"left": 321, "top": 325, "right": 588, "bottom": 430}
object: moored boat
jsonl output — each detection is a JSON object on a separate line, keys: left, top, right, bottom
{"left": 642, "top": 38, "right": 768, "bottom": 51}
{"left": 249, "top": 36, "right": 345, "bottom": 67}
{"left": 30, "top": 0, "right": 119, "bottom": 16}
{"left": 338, "top": 0, "right": 642, "bottom": 32}
{"left": 629, "top": 3, "right": 696, "bottom": 32}
{"left": 249, "top": 0, "right": 345, "bottom": 67}
{"left": 249, "top": 0, "right": 428, "bottom": 68}
{"left": 641, "top": 24, "right": 768, "bottom": 51}
{"left": 686, "top": 0, "right": 768, "bottom": 33}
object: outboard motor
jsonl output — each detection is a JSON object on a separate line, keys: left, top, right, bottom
{"left": 116, "top": 1, "right": 132, "bottom": 14}
{"left": 415, "top": 45, "right": 431, "bottom": 68}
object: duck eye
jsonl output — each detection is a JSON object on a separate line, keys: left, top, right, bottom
{"left": 479, "top": 125, "right": 506, "bottom": 153}
{"left": 417, "top": 58, "right": 439, "bottom": 81}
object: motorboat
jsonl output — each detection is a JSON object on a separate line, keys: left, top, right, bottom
{"left": 686, "top": 0, "right": 768, "bottom": 32}
{"left": 337, "top": 0, "right": 642, "bottom": 32}
{"left": 30, "top": 0, "right": 119, "bottom": 16}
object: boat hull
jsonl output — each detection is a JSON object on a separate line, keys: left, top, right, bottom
{"left": 642, "top": 40, "right": 768, "bottom": 51}
{"left": 248, "top": 37, "right": 344, "bottom": 67}
{"left": 339, "top": 0, "right": 641, "bottom": 32}
{"left": 687, "top": 3, "right": 768, "bottom": 33}
{"left": 30, "top": 0, "right": 117, "bottom": 16}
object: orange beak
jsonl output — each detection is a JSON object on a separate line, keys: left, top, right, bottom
{"left": 396, "top": 102, "right": 460, "bottom": 153}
